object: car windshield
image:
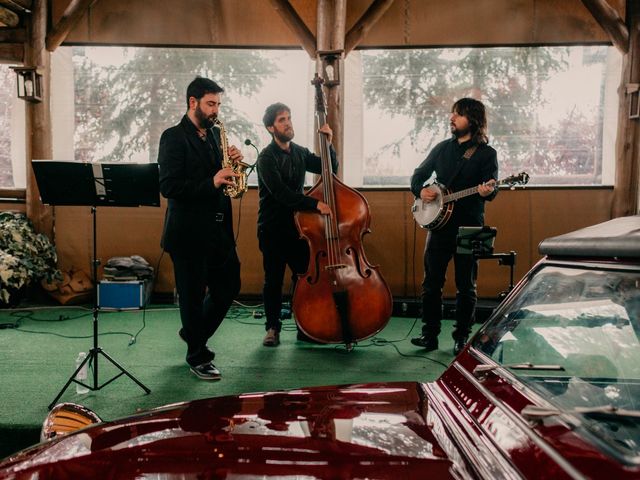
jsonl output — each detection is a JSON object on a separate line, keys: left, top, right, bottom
{"left": 473, "top": 265, "right": 640, "bottom": 460}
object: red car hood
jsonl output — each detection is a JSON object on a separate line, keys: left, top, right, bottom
{"left": 0, "top": 382, "right": 474, "bottom": 479}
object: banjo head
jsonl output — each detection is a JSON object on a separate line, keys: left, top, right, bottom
{"left": 411, "top": 183, "right": 445, "bottom": 228}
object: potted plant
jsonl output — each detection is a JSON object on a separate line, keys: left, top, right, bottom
{"left": 0, "top": 211, "right": 62, "bottom": 307}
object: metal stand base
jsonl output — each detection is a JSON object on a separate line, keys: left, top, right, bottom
{"left": 48, "top": 207, "right": 150, "bottom": 410}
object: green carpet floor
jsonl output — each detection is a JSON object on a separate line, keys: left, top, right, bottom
{"left": 0, "top": 302, "right": 468, "bottom": 459}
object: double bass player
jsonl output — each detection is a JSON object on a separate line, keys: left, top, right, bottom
{"left": 256, "top": 102, "right": 338, "bottom": 347}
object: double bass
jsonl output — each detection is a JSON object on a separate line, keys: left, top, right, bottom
{"left": 293, "top": 75, "right": 392, "bottom": 349}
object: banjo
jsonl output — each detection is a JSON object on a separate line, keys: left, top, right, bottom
{"left": 411, "top": 172, "right": 529, "bottom": 230}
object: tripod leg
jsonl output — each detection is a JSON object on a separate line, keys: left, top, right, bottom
{"left": 48, "top": 352, "right": 93, "bottom": 410}
{"left": 97, "top": 349, "right": 151, "bottom": 394}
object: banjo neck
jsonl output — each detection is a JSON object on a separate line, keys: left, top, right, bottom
{"left": 442, "top": 179, "right": 500, "bottom": 203}
{"left": 443, "top": 185, "right": 480, "bottom": 203}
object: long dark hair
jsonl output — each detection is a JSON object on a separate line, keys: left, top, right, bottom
{"left": 452, "top": 98, "right": 488, "bottom": 145}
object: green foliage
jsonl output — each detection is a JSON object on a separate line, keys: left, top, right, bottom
{"left": 0, "top": 212, "right": 62, "bottom": 304}
{"left": 73, "top": 47, "right": 279, "bottom": 163}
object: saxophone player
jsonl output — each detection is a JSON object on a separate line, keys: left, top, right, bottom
{"left": 158, "top": 77, "right": 243, "bottom": 381}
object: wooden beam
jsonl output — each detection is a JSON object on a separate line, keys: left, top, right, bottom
{"left": 0, "top": 0, "right": 31, "bottom": 12}
{"left": 345, "top": 0, "right": 395, "bottom": 55}
{"left": 611, "top": 0, "right": 639, "bottom": 217}
{"left": 46, "top": 0, "right": 96, "bottom": 52}
{"left": 268, "top": 0, "right": 316, "bottom": 58}
{"left": 0, "top": 5, "right": 19, "bottom": 26}
{"left": 316, "top": 0, "right": 346, "bottom": 178}
{"left": 0, "top": 42, "right": 23, "bottom": 62}
{"left": 581, "top": 0, "right": 629, "bottom": 54}
{"left": 25, "top": 0, "right": 53, "bottom": 238}
{"left": 0, "top": 188, "right": 26, "bottom": 199}
{"left": 0, "top": 27, "right": 25, "bottom": 42}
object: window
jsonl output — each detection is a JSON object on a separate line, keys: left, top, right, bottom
{"left": 474, "top": 265, "right": 640, "bottom": 461}
{"left": 0, "top": 65, "right": 26, "bottom": 189}
{"left": 51, "top": 45, "right": 622, "bottom": 189}
{"left": 346, "top": 46, "right": 621, "bottom": 187}
{"left": 52, "top": 46, "right": 316, "bottom": 187}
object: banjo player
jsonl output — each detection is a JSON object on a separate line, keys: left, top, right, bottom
{"left": 409, "top": 97, "right": 498, "bottom": 356}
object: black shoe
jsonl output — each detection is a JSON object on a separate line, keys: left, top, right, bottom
{"left": 410, "top": 335, "right": 438, "bottom": 351}
{"left": 190, "top": 362, "right": 221, "bottom": 381}
{"left": 453, "top": 338, "right": 468, "bottom": 356}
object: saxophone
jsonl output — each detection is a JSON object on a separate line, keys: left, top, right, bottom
{"left": 214, "top": 118, "right": 249, "bottom": 198}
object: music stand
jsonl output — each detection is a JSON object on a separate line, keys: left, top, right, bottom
{"left": 33, "top": 160, "right": 157, "bottom": 409}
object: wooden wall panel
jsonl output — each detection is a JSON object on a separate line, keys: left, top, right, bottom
{"left": 51, "top": 0, "right": 623, "bottom": 48}
{"left": 0, "top": 203, "right": 25, "bottom": 212}
{"left": 44, "top": 187, "right": 613, "bottom": 302}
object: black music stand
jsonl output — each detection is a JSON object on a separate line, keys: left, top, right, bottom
{"left": 33, "top": 160, "right": 157, "bottom": 409}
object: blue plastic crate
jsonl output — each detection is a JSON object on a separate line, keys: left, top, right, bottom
{"left": 97, "top": 280, "right": 151, "bottom": 310}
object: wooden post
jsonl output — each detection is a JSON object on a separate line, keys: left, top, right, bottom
{"left": 612, "top": 0, "right": 640, "bottom": 217}
{"left": 316, "top": 0, "right": 346, "bottom": 178}
{"left": 25, "top": 0, "right": 53, "bottom": 238}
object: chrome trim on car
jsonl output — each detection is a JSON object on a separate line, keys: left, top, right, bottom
{"left": 452, "top": 360, "right": 588, "bottom": 480}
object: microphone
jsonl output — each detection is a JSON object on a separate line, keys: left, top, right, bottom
{"left": 244, "top": 138, "right": 259, "bottom": 155}
{"left": 244, "top": 138, "right": 259, "bottom": 157}
{"left": 244, "top": 139, "right": 259, "bottom": 173}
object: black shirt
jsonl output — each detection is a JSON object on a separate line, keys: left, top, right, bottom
{"left": 257, "top": 140, "right": 338, "bottom": 234}
{"left": 410, "top": 137, "right": 498, "bottom": 230}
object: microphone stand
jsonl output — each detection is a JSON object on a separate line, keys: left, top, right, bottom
{"left": 244, "top": 139, "right": 259, "bottom": 175}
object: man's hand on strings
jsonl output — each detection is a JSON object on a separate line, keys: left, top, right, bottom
{"left": 316, "top": 201, "right": 331, "bottom": 215}
{"left": 478, "top": 179, "right": 496, "bottom": 197}
{"left": 318, "top": 124, "right": 333, "bottom": 145}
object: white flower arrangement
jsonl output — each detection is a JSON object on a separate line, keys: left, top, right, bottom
{"left": 0, "top": 212, "right": 62, "bottom": 306}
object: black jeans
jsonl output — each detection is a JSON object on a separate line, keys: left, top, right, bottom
{"left": 170, "top": 248, "right": 240, "bottom": 367}
{"left": 421, "top": 230, "right": 478, "bottom": 341}
{"left": 258, "top": 227, "right": 309, "bottom": 332}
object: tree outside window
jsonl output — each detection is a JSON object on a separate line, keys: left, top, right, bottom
{"left": 358, "top": 46, "right": 620, "bottom": 186}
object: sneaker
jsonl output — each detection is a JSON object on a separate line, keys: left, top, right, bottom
{"left": 263, "top": 328, "right": 280, "bottom": 347}
{"left": 190, "top": 362, "right": 221, "bottom": 380}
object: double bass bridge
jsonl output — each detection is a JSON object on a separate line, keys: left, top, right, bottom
{"left": 324, "top": 264, "right": 347, "bottom": 271}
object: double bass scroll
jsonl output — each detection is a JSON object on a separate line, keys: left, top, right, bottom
{"left": 292, "top": 74, "right": 393, "bottom": 349}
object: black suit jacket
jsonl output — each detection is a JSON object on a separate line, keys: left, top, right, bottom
{"left": 158, "top": 115, "right": 234, "bottom": 257}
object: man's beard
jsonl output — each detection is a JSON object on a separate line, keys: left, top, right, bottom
{"left": 274, "top": 127, "right": 294, "bottom": 143}
{"left": 195, "top": 104, "right": 216, "bottom": 129}
{"left": 450, "top": 123, "right": 470, "bottom": 138}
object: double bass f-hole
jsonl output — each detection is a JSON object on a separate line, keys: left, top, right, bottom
{"left": 292, "top": 74, "right": 393, "bottom": 349}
